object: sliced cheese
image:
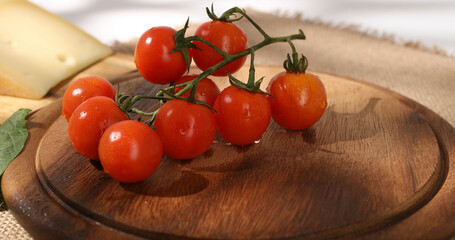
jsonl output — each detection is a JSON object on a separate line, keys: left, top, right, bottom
{"left": 0, "top": 0, "right": 113, "bottom": 99}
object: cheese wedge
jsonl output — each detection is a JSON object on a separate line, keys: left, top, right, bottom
{"left": 0, "top": 0, "right": 113, "bottom": 99}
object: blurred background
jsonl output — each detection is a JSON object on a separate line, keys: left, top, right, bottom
{"left": 29, "top": 0, "right": 455, "bottom": 56}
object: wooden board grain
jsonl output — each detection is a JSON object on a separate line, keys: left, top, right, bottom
{"left": 0, "top": 52, "right": 136, "bottom": 123}
{"left": 2, "top": 65, "right": 455, "bottom": 240}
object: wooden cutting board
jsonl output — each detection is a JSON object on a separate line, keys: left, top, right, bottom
{"left": 2, "top": 64, "right": 455, "bottom": 240}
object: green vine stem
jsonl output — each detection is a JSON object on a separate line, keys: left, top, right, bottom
{"left": 162, "top": 8, "right": 305, "bottom": 98}
{"left": 226, "top": 48, "right": 267, "bottom": 94}
{"left": 123, "top": 6, "right": 306, "bottom": 123}
{"left": 226, "top": 7, "right": 270, "bottom": 39}
{"left": 206, "top": 4, "right": 243, "bottom": 22}
{"left": 118, "top": 88, "right": 215, "bottom": 125}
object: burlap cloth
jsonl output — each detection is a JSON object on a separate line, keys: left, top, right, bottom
{"left": 1, "top": 9, "right": 454, "bottom": 240}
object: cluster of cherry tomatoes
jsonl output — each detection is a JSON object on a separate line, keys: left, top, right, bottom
{"left": 62, "top": 14, "right": 327, "bottom": 183}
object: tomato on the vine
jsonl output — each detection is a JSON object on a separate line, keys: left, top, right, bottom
{"left": 68, "top": 96, "right": 129, "bottom": 160}
{"left": 62, "top": 76, "right": 115, "bottom": 121}
{"left": 134, "top": 26, "right": 191, "bottom": 85}
{"left": 99, "top": 120, "right": 163, "bottom": 183}
{"left": 154, "top": 99, "right": 216, "bottom": 160}
{"left": 267, "top": 71, "right": 327, "bottom": 130}
{"left": 174, "top": 74, "right": 220, "bottom": 107}
{"left": 192, "top": 20, "right": 248, "bottom": 76}
{"left": 213, "top": 86, "right": 271, "bottom": 146}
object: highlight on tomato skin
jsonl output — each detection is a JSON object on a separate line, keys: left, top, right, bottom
{"left": 62, "top": 76, "right": 115, "bottom": 121}
{"left": 98, "top": 120, "right": 163, "bottom": 183}
{"left": 191, "top": 20, "right": 248, "bottom": 76}
{"left": 213, "top": 86, "right": 272, "bottom": 146}
{"left": 267, "top": 71, "right": 327, "bottom": 130}
{"left": 174, "top": 74, "right": 220, "bottom": 107}
{"left": 68, "top": 96, "right": 129, "bottom": 160}
{"left": 154, "top": 99, "right": 217, "bottom": 160}
{"left": 134, "top": 26, "right": 192, "bottom": 85}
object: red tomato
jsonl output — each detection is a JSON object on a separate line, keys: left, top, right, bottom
{"left": 62, "top": 76, "right": 115, "bottom": 121}
{"left": 99, "top": 120, "right": 163, "bottom": 183}
{"left": 134, "top": 26, "right": 191, "bottom": 85}
{"left": 68, "top": 96, "right": 129, "bottom": 160}
{"left": 174, "top": 74, "right": 220, "bottom": 107}
{"left": 267, "top": 71, "right": 327, "bottom": 130}
{"left": 154, "top": 99, "right": 216, "bottom": 160}
{"left": 191, "top": 20, "right": 248, "bottom": 76}
{"left": 213, "top": 86, "right": 271, "bottom": 146}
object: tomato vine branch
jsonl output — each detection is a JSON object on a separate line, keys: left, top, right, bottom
{"left": 129, "top": 5, "right": 306, "bottom": 123}
{"left": 228, "top": 7, "right": 270, "bottom": 38}
{"left": 185, "top": 35, "right": 230, "bottom": 58}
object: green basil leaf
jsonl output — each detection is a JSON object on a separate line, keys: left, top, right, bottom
{"left": 0, "top": 108, "right": 31, "bottom": 175}
{"left": 0, "top": 108, "right": 31, "bottom": 209}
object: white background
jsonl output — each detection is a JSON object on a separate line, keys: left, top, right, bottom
{"left": 29, "top": 0, "right": 455, "bottom": 56}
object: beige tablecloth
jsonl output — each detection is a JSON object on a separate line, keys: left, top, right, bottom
{"left": 1, "top": 8, "right": 454, "bottom": 240}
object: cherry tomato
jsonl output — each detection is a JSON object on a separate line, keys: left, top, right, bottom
{"left": 191, "top": 20, "right": 248, "bottom": 76}
{"left": 68, "top": 96, "right": 129, "bottom": 160}
{"left": 174, "top": 74, "right": 220, "bottom": 107}
{"left": 62, "top": 76, "right": 115, "bottom": 121}
{"left": 213, "top": 86, "right": 271, "bottom": 146}
{"left": 267, "top": 71, "right": 327, "bottom": 130}
{"left": 134, "top": 26, "right": 191, "bottom": 85}
{"left": 99, "top": 120, "right": 163, "bottom": 183}
{"left": 154, "top": 99, "right": 216, "bottom": 160}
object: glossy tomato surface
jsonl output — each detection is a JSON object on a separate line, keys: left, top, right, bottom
{"left": 192, "top": 20, "right": 248, "bottom": 76}
{"left": 99, "top": 120, "right": 163, "bottom": 183}
{"left": 267, "top": 71, "right": 327, "bottom": 130}
{"left": 174, "top": 74, "right": 220, "bottom": 107}
{"left": 62, "top": 76, "right": 115, "bottom": 121}
{"left": 154, "top": 99, "right": 216, "bottom": 160}
{"left": 134, "top": 26, "right": 191, "bottom": 84}
{"left": 68, "top": 96, "right": 129, "bottom": 160}
{"left": 213, "top": 86, "right": 271, "bottom": 146}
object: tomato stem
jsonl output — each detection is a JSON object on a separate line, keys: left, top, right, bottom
{"left": 186, "top": 35, "right": 230, "bottom": 58}
{"left": 182, "top": 31, "right": 305, "bottom": 92}
{"left": 206, "top": 4, "right": 243, "bottom": 22}
{"left": 283, "top": 39, "right": 308, "bottom": 73}
{"left": 160, "top": 31, "right": 305, "bottom": 105}
{"left": 247, "top": 48, "right": 256, "bottom": 88}
{"left": 130, "top": 108, "right": 159, "bottom": 126}
{"left": 226, "top": 49, "right": 269, "bottom": 95}
{"left": 131, "top": 108, "right": 158, "bottom": 116}
{"left": 230, "top": 7, "right": 270, "bottom": 38}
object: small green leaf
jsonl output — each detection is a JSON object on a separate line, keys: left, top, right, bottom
{"left": 0, "top": 108, "right": 31, "bottom": 175}
{"left": 0, "top": 108, "right": 31, "bottom": 209}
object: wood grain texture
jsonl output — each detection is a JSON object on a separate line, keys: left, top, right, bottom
{"left": 2, "top": 66, "right": 455, "bottom": 240}
{"left": 0, "top": 52, "right": 135, "bottom": 123}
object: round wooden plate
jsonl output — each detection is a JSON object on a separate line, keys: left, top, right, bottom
{"left": 2, "top": 66, "right": 455, "bottom": 240}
